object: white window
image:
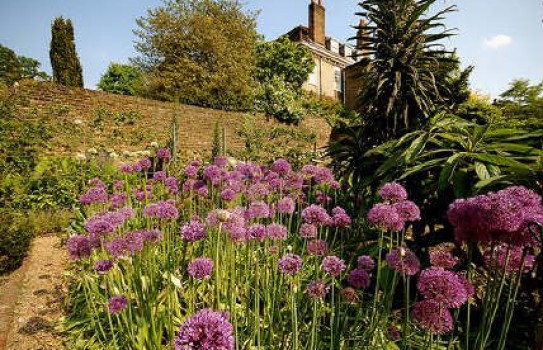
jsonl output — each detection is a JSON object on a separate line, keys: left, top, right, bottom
{"left": 334, "top": 67, "right": 342, "bottom": 92}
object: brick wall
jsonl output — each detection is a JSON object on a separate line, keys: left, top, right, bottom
{"left": 12, "top": 80, "right": 331, "bottom": 157}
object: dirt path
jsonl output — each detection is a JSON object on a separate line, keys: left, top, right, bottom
{"left": 0, "top": 235, "right": 67, "bottom": 350}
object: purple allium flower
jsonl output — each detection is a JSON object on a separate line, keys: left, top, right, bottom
{"left": 187, "top": 257, "right": 214, "bottom": 279}
{"left": 214, "top": 156, "right": 228, "bottom": 167}
{"left": 224, "top": 212, "right": 248, "bottom": 243}
{"left": 379, "top": 183, "right": 408, "bottom": 202}
{"left": 66, "top": 235, "right": 92, "bottom": 260}
{"left": 80, "top": 187, "right": 108, "bottom": 204}
{"left": 393, "top": 200, "right": 421, "bottom": 222}
{"left": 120, "top": 163, "right": 132, "bottom": 173}
{"left": 141, "top": 229, "right": 163, "bottom": 243}
{"left": 109, "top": 193, "right": 127, "bottom": 209}
{"left": 277, "top": 197, "right": 296, "bottom": 214}
{"left": 247, "top": 183, "right": 271, "bottom": 201}
{"left": 220, "top": 189, "right": 236, "bottom": 202}
{"left": 142, "top": 200, "right": 179, "bottom": 219}
{"left": 429, "top": 250, "right": 458, "bottom": 270}
{"left": 246, "top": 201, "right": 271, "bottom": 219}
{"left": 94, "top": 260, "right": 114, "bottom": 274}
{"left": 483, "top": 244, "right": 536, "bottom": 274}
{"left": 285, "top": 173, "right": 304, "bottom": 191}
{"left": 367, "top": 204, "right": 404, "bottom": 232}
{"left": 301, "top": 205, "right": 331, "bottom": 226}
{"left": 113, "top": 180, "right": 124, "bottom": 189}
{"left": 248, "top": 224, "right": 267, "bottom": 241}
{"left": 124, "top": 231, "right": 145, "bottom": 254}
{"left": 85, "top": 218, "right": 115, "bottom": 238}
{"left": 315, "top": 191, "right": 332, "bottom": 205}
{"left": 386, "top": 247, "right": 421, "bottom": 276}
{"left": 387, "top": 326, "right": 401, "bottom": 341}
{"left": 90, "top": 178, "right": 107, "bottom": 188}
{"left": 174, "top": 309, "right": 234, "bottom": 350}
{"left": 278, "top": 254, "right": 302, "bottom": 275}
{"left": 157, "top": 148, "right": 172, "bottom": 162}
{"left": 417, "top": 267, "right": 470, "bottom": 308}
{"left": 307, "top": 239, "right": 329, "bottom": 256}
{"left": 266, "top": 223, "right": 288, "bottom": 241}
{"left": 153, "top": 171, "right": 167, "bottom": 182}
{"left": 181, "top": 219, "right": 207, "bottom": 242}
{"left": 347, "top": 268, "right": 371, "bottom": 289}
{"left": 134, "top": 186, "right": 153, "bottom": 201}
{"left": 185, "top": 165, "right": 199, "bottom": 179}
{"left": 299, "top": 223, "right": 318, "bottom": 239}
{"left": 305, "top": 280, "right": 329, "bottom": 299}
{"left": 357, "top": 255, "right": 376, "bottom": 271}
{"left": 105, "top": 236, "right": 130, "bottom": 258}
{"left": 108, "top": 295, "right": 128, "bottom": 315}
{"left": 204, "top": 165, "right": 222, "bottom": 186}
{"left": 190, "top": 160, "right": 202, "bottom": 167}
{"left": 340, "top": 287, "right": 359, "bottom": 303}
{"left": 332, "top": 207, "right": 352, "bottom": 227}
{"left": 272, "top": 158, "right": 292, "bottom": 175}
{"left": 411, "top": 299, "right": 454, "bottom": 335}
{"left": 198, "top": 186, "right": 209, "bottom": 197}
{"left": 132, "top": 163, "right": 143, "bottom": 172}
{"left": 139, "top": 158, "right": 152, "bottom": 170}
{"left": 321, "top": 256, "right": 346, "bottom": 277}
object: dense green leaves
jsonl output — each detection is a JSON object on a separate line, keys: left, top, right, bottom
{"left": 97, "top": 63, "right": 143, "bottom": 96}
{"left": 50, "top": 17, "right": 84, "bottom": 87}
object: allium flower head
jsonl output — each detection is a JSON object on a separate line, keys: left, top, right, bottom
{"left": 416, "top": 267, "right": 470, "bottom": 308}
{"left": 277, "top": 197, "right": 296, "bottom": 214}
{"left": 272, "top": 158, "right": 292, "bottom": 175}
{"left": 484, "top": 244, "right": 536, "bottom": 274}
{"left": 174, "top": 309, "right": 234, "bottom": 350}
{"left": 299, "top": 223, "right": 318, "bottom": 239}
{"left": 220, "top": 189, "right": 236, "bottom": 202}
{"left": 108, "top": 295, "right": 128, "bottom": 315}
{"left": 278, "top": 254, "right": 302, "bottom": 275}
{"left": 347, "top": 268, "right": 371, "bottom": 289}
{"left": 307, "top": 239, "right": 328, "bottom": 256}
{"left": 153, "top": 171, "right": 167, "bottom": 182}
{"left": 367, "top": 204, "right": 404, "bottom": 232}
{"left": 379, "top": 183, "right": 408, "bottom": 202}
{"left": 139, "top": 158, "right": 152, "bottom": 170}
{"left": 393, "top": 200, "right": 421, "bottom": 222}
{"left": 305, "top": 280, "right": 329, "bottom": 299}
{"left": 181, "top": 219, "right": 207, "bottom": 242}
{"left": 248, "top": 224, "right": 267, "bottom": 241}
{"left": 214, "top": 156, "right": 228, "bottom": 167}
{"left": 340, "top": 287, "right": 359, "bottom": 303}
{"left": 94, "top": 260, "right": 114, "bottom": 275}
{"left": 266, "top": 223, "right": 288, "bottom": 241}
{"left": 66, "top": 235, "right": 92, "bottom": 260}
{"left": 411, "top": 299, "right": 454, "bottom": 335}
{"left": 301, "top": 205, "right": 331, "bottom": 226}
{"left": 80, "top": 187, "right": 108, "bottom": 204}
{"left": 142, "top": 201, "right": 179, "bottom": 219}
{"left": 429, "top": 250, "right": 458, "bottom": 270}
{"left": 357, "top": 255, "right": 376, "bottom": 271}
{"left": 246, "top": 201, "right": 271, "bottom": 219}
{"left": 386, "top": 247, "right": 420, "bottom": 276}
{"left": 321, "top": 256, "right": 346, "bottom": 277}
{"left": 185, "top": 165, "right": 198, "bottom": 179}
{"left": 332, "top": 207, "right": 352, "bottom": 227}
{"left": 157, "top": 148, "right": 172, "bottom": 161}
{"left": 187, "top": 257, "right": 214, "bottom": 279}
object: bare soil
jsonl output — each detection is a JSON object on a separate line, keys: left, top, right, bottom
{"left": 0, "top": 235, "right": 67, "bottom": 350}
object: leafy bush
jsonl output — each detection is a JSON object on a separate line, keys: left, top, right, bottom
{"left": 0, "top": 210, "right": 34, "bottom": 274}
{"left": 255, "top": 76, "right": 306, "bottom": 124}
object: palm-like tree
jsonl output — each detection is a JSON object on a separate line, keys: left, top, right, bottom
{"left": 353, "top": 0, "right": 457, "bottom": 140}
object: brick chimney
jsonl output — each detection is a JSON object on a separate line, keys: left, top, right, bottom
{"left": 309, "top": 0, "right": 326, "bottom": 46}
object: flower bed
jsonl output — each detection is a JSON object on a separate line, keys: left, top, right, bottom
{"left": 65, "top": 151, "right": 543, "bottom": 349}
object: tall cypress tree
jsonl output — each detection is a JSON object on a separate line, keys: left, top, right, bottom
{"left": 49, "top": 17, "right": 83, "bottom": 87}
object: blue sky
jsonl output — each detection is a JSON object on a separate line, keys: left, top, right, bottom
{"left": 0, "top": 0, "right": 541, "bottom": 97}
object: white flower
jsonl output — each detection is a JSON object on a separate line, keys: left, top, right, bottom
{"left": 142, "top": 150, "right": 151, "bottom": 157}
{"left": 109, "top": 152, "right": 119, "bottom": 159}
{"left": 73, "top": 119, "right": 83, "bottom": 125}
{"left": 150, "top": 142, "right": 159, "bottom": 148}
{"left": 75, "top": 152, "right": 86, "bottom": 161}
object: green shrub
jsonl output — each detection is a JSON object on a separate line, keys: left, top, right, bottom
{"left": 0, "top": 210, "right": 35, "bottom": 274}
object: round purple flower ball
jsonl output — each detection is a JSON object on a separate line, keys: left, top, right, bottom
{"left": 429, "top": 250, "right": 458, "bottom": 270}
{"left": 108, "top": 295, "right": 128, "bottom": 315}
{"left": 386, "top": 247, "right": 421, "bottom": 276}
{"left": 181, "top": 219, "right": 207, "bottom": 242}
{"left": 299, "top": 223, "right": 318, "bottom": 239}
{"left": 357, "top": 255, "right": 376, "bottom": 271}
{"left": 307, "top": 239, "right": 329, "bottom": 256}
{"left": 248, "top": 224, "right": 267, "bottom": 241}
{"left": 278, "top": 254, "right": 302, "bottom": 275}
{"left": 367, "top": 203, "right": 405, "bottom": 232}
{"left": 94, "top": 260, "right": 114, "bottom": 275}
{"left": 321, "top": 256, "right": 346, "bottom": 277}
{"left": 347, "top": 268, "right": 371, "bottom": 289}
{"left": 266, "top": 223, "right": 288, "bottom": 241}
{"left": 301, "top": 204, "right": 331, "bottom": 226}
{"left": 416, "top": 267, "right": 470, "bottom": 308}
{"left": 157, "top": 148, "right": 172, "bottom": 161}
{"left": 277, "top": 197, "right": 296, "bottom": 215}
{"left": 66, "top": 235, "right": 92, "bottom": 260}
{"left": 174, "top": 309, "right": 234, "bottom": 350}
{"left": 305, "top": 280, "right": 329, "bottom": 299}
{"left": 379, "top": 183, "right": 408, "bottom": 202}
{"left": 411, "top": 299, "right": 454, "bottom": 335}
{"left": 187, "top": 257, "right": 214, "bottom": 279}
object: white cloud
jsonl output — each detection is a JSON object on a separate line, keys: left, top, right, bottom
{"left": 483, "top": 35, "right": 512, "bottom": 50}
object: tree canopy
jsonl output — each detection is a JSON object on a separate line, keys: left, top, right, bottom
{"left": 98, "top": 63, "right": 143, "bottom": 96}
{"left": 50, "top": 17, "right": 84, "bottom": 87}
{"left": 133, "top": 0, "right": 259, "bottom": 111}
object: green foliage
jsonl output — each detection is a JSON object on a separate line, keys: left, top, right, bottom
{"left": 97, "top": 63, "right": 143, "bottom": 96}
{"left": 133, "top": 0, "right": 258, "bottom": 110}
{"left": 50, "top": 17, "right": 84, "bottom": 87}
{"left": 234, "top": 115, "right": 317, "bottom": 167}
{"left": 255, "top": 76, "right": 305, "bottom": 124}
{"left": 353, "top": 0, "right": 458, "bottom": 141}
{"left": 0, "top": 44, "right": 22, "bottom": 83}
{"left": 17, "top": 55, "right": 50, "bottom": 80}
{"left": 256, "top": 36, "right": 315, "bottom": 90}
{"left": 0, "top": 210, "right": 34, "bottom": 274}
{"left": 494, "top": 79, "right": 543, "bottom": 126}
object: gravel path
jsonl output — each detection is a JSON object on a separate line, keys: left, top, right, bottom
{"left": 0, "top": 235, "right": 67, "bottom": 350}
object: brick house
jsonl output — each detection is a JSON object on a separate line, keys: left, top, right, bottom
{"left": 284, "top": 0, "right": 364, "bottom": 109}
